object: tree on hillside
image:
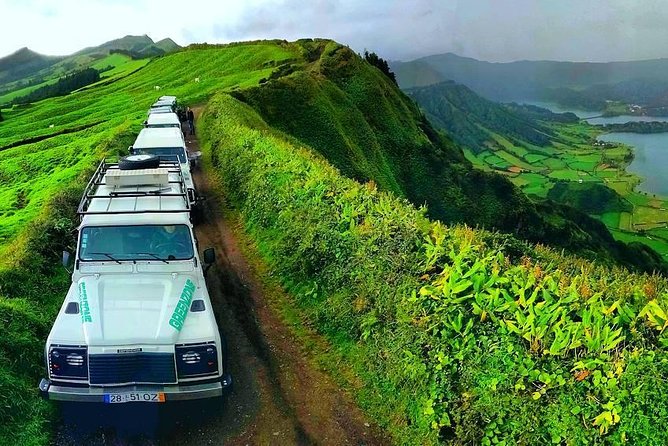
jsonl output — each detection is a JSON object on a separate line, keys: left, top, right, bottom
{"left": 363, "top": 50, "right": 397, "bottom": 85}
{"left": 0, "top": 110, "right": 3, "bottom": 122}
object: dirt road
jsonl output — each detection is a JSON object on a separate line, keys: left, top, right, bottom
{"left": 52, "top": 114, "right": 388, "bottom": 445}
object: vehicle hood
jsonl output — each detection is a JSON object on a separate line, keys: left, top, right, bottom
{"left": 75, "top": 274, "right": 206, "bottom": 346}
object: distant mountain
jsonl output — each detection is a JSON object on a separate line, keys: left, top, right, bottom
{"left": 75, "top": 34, "right": 181, "bottom": 58}
{"left": 0, "top": 47, "right": 63, "bottom": 85}
{"left": 405, "top": 81, "right": 574, "bottom": 153}
{"left": 155, "top": 38, "right": 181, "bottom": 53}
{"left": 392, "top": 53, "right": 668, "bottom": 104}
{"left": 0, "top": 35, "right": 181, "bottom": 95}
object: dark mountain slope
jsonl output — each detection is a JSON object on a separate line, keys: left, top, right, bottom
{"left": 392, "top": 52, "right": 668, "bottom": 102}
{"left": 0, "top": 48, "right": 62, "bottom": 85}
{"left": 74, "top": 34, "right": 154, "bottom": 56}
{"left": 405, "top": 81, "right": 565, "bottom": 152}
{"left": 234, "top": 40, "right": 664, "bottom": 272}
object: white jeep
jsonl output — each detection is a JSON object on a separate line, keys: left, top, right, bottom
{"left": 145, "top": 112, "right": 182, "bottom": 130}
{"left": 129, "top": 127, "right": 199, "bottom": 192}
{"left": 39, "top": 158, "right": 231, "bottom": 403}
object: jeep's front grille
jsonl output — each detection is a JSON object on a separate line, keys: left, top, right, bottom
{"left": 89, "top": 353, "right": 176, "bottom": 385}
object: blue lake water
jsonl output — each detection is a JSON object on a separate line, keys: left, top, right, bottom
{"left": 516, "top": 100, "right": 668, "bottom": 196}
{"left": 588, "top": 115, "right": 668, "bottom": 125}
{"left": 598, "top": 133, "right": 668, "bottom": 196}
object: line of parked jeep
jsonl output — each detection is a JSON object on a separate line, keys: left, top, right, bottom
{"left": 38, "top": 95, "right": 231, "bottom": 405}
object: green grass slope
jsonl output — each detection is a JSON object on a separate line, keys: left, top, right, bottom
{"left": 233, "top": 41, "right": 664, "bottom": 273}
{"left": 405, "top": 81, "right": 560, "bottom": 152}
{"left": 200, "top": 91, "right": 668, "bottom": 445}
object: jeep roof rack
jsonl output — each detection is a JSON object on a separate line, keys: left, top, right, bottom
{"left": 77, "top": 159, "right": 192, "bottom": 217}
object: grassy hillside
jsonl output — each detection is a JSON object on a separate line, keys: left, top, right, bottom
{"left": 405, "top": 81, "right": 568, "bottom": 152}
{"left": 200, "top": 90, "right": 668, "bottom": 445}
{"left": 233, "top": 42, "right": 664, "bottom": 273}
{"left": 3, "top": 39, "right": 668, "bottom": 445}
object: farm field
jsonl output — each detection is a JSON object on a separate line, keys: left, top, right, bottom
{"left": 464, "top": 122, "right": 668, "bottom": 257}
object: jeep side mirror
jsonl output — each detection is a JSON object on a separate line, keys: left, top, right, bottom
{"left": 188, "top": 151, "right": 202, "bottom": 162}
{"left": 62, "top": 251, "right": 72, "bottom": 274}
{"left": 203, "top": 248, "right": 215, "bottom": 264}
{"left": 128, "top": 145, "right": 134, "bottom": 154}
{"left": 62, "top": 250, "right": 71, "bottom": 267}
{"left": 203, "top": 248, "right": 215, "bottom": 275}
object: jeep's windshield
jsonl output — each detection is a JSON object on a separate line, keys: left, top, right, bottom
{"left": 79, "top": 225, "right": 194, "bottom": 261}
{"left": 134, "top": 147, "right": 186, "bottom": 163}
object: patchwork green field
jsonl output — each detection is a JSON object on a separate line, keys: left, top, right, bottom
{"left": 464, "top": 123, "right": 668, "bottom": 258}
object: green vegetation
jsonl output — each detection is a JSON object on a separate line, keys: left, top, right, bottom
{"left": 406, "top": 82, "right": 555, "bottom": 152}
{"left": 407, "top": 81, "right": 668, "bottom": 259}
{"left": 0, "top": 175, "right": 86, "bottom": 446}
{"left": 547, "top": 181, "right": 631, "bottom": 215}
{"left": 235, "top": 43, "right": 664, "bottom": 273}
{"left": 10, "top": 68, "right": 100, "bottom": 105}
{"left": 4, "top": 38, "right": 668, "bottom": 445}
{"left": 201, "top": 90, "right": 668, "bottom": 445}
{"left": 363, "top": 50, "right": 397, "bottom": 84}
{"left": 599, "top": 121, "right": 668, "bottom": 133}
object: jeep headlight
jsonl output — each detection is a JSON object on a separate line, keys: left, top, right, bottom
{"left": 49, "top": 345, "right": 88, "bottom": 380}
{"left": 175, "top": 342, "right": 218, "bottom": 379}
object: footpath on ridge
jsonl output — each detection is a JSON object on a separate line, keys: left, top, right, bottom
{"left": 52, "top": 110, "right": 389, "bottom": 446}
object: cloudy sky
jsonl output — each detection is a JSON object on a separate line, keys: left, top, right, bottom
{"left": 3, "top": 0, "right": 668, "bottom": 62}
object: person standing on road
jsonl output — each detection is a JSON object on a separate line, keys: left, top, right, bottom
{"left": 187, "top": 107, "right": 195, "bottom": 135}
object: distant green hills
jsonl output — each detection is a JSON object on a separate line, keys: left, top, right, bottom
{"left": 0, "top": 48, "right": 63, "bottom": 86}
{"left": 404, "top": 81, "right": 578, "bottom": 153}
{"left": 391, "top": 52, "right": 668, "bottom": 111}
{"left": 0, "top": 35, "right": 181, "bottom": 101}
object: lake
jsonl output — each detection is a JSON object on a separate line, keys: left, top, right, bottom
{"left": 515, "top": 100, "right": 668, "bottom": 196}
{"left": 598, "top": 133, "right": 668, "bottom": 196}
{"left": 515, "top": 100, "right": 668, "bottom": 124}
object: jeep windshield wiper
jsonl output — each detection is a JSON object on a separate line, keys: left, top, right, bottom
{"left": 130, "top": 252, "right": 169, "bottom": 264}
{"left": 88, "top": 252, "right": 121, "bottom": 264}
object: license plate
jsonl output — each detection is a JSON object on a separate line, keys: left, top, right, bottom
{"left": 103, "top": 392, "right": 165, "bottom": 404}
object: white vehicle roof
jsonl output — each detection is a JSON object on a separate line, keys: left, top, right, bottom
{"left": 134, "top": 127, "right": 185, "bottom": 149}
{"left": 146, "top": 113, "right": 181, "bottom": 128}
{"left": 156, "top": 96, "right": 177, "bottom": 105}
{"left": 78, "top": 162, "right": 191, "bottom": 228}
{"left": 148, "top": 106, "right": 175, "bottom": 115}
